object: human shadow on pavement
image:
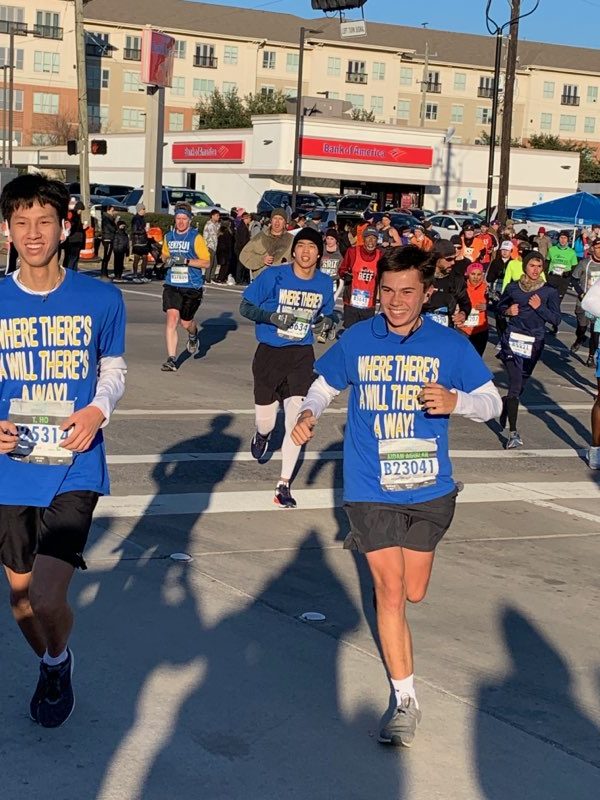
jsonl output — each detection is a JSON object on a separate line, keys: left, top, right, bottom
{"left": 475, "top": 606, "right": 600, "bottom": 800}
{"left": 174, "top": 311, "right": 238, "bottom": 368}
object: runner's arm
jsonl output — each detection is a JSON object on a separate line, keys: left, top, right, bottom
{"left": 90, "top": 356, "right": 127, "bottom": 427}
{"left": 186, "top": 235, "right": 210, "bottom": 269}
{"left": 452, "top": 380, "right": 502, "bottom": 423}
{"left": 570, "top": 261, "right": 585, "bottom": 297}
{"left": 239, "top": 298, "right": 273, "bottom": 325}
{"left": 533, "top": 287, "right": 562, "bottom": 327}
{"left": 298, "top": 375, "right": 341, "bottom": 419}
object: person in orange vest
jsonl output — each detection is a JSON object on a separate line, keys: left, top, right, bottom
{"left": 472, "top": 220, "right": 497, "bottom": 267}
{"left": 458, "top": 262, "right": 489, "bottom": 355}
{"left": 458, "top": 223, "right": 485, "bottom": 263}
{"left": 411, "top": 224, "right": 433, "bottom": 253}
{"left": 356, "top": 211, "right": 375, "bottom": 247}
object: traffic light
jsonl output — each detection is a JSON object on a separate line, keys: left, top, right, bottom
{"left": 67, "top": 139, "right": 78, "bottom": 155}
{"left": 90, "top": 139, "right": 107, "bottom": 155}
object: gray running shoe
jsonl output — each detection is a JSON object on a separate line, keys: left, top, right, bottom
{"left": 588, "top": 446, "right": 600, "bottom": 470}
{"left": 378, "top": 695, "right": 422, "bottom": 748}
{"left": 161, "top": 356, "right": 178, "bottom": 372}
{"left": 186, "top": 334, "right": 199, "bottom": 355}
{"left": 505, "top": 431, "right": 523, "bottom": 450}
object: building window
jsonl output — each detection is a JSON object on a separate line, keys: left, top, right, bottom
{"left": 88, "top": 103, "right": 108, "bottom": 133}
{"left": 284, "top": 86, "right": 297, "bottom": 98}
{"left": 123, "top": 71, "right": 141, "bottom": 93}
{"left": 262, "top": 50, "right": 276, "bottom": 70}
{"left": 476, "top": 107, "right": 492, "bottom": 124}
{"left": 33, "top": 92, "right": 58, "bottom": 114}
{"left": 286, "top": 53, "right": 299, "bottom": 73}
{"left": 122, "top": 107, "right": 145, "bottom": 129}
{"left": 33, "top": 51, "right": 59, "bottom": 74}
{"left": 373, "top": 61, "right": 385, "bottom": 81}
{"left": 31, "top": 133, "right": 54, "bottom": 145}
{"left": 222, "top": 81, "right": 237, "bottom": 93}
{"left": 1, "top": 128, "right": 21, "bottom": 144}
{"left": 559, "top": 114, "right": 577, "bottom": 132}
{"left": 371, "top": 95, "right": 384, "bottom": 115}
{"left": 587, "top": 86, "right": 598, "bottom": 104}
{"left": 454, "top": 72, "right": 466, "bottom": 91}
{"left": 35, "top": 9, "right": 61, "bottom": 38}
{"left": 174, "top": 40, "right": 186, "bottom": 59}
{"left": 169, "top": 112, "right": 184, "bottom": 132}
{"left": 124, "top": 35, "right": 142, "bottom": 61}
{"left": 223, "top": 45, "right": 238, "bottom": 65}
{"left": 451, "top": 104, "right": 464, "bottom": 123}
{"left": 426, "top": 70, "right": 441, "bottom": 92}
{"left": 85, "top": 31, "right": 111, "bottom": 58}
{"left": 194, "top": 43, "right": 217, "bottom": 68}
{"left": 260, "top": 85, "right": 275, "bottom": 96}
{"left": 347, "top": 60, "right": 367, "bottom": 84}
{"left": 561, "top": 83, "right": 579, "bottom": 106}
{"left": 584, "top": 116, "right": 596, "bottom": 134}
{"left": 87, "top": 66, "right": 109, "bottom": 90}
{"left": 425, "top": 103, "right": 438, "bottom": 121}
{"left": 170, "top": 76, "right": 185, "bottom": 96}
{"left": 543, "top": 81, "right": 555, "bottom": 99}
{"left": 345, "top": 93, "right": 364, "bottom": 109}
{"left": 478, "top": 76, "right": 494, "bottom": 98}
{"left": 0, "top": 6, "right": 24, "bottom": 23}
{"left": 400, "top": 67, "right": 413, "bottom": 86}
{"left": 397, "top": 99, "right": 410, "bottom": 120}
{"left": 193, "top": 78, "right": 215, "bottom": 97}
{"left": 540, "top": 112, "right": 552, "bottom": 131}
{"left": 0, "top": 47, "right": 23, "bottom": 69}
{"left": 328, "top": 92, "right": 340, "bottom": 100}
{"left": 327, "top": 56, "right": 340, "bottom": 77}
{"left": 0, "top": 88, "right": 22, "bottom": 111}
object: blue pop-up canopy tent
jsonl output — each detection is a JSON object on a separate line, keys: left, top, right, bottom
{"left": 512, "top": 192, "right": 600, "bottom": 226}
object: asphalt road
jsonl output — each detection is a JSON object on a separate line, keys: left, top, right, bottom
{"left": 2, "top": 273, "right": 599, "bottom": 799}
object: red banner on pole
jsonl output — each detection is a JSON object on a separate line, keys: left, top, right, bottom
{"left": 300, "top": 136, "right": 433, "bottom": 168}
{"left": 141, "top": 29, "right": 175, "bottom": 87}
{"left": 171, "top": 141, "right": 246, "bottom": 163}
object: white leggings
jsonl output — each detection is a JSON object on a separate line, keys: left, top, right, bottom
{"left": 255, "top": 396, "right": 303, "bottom": 482}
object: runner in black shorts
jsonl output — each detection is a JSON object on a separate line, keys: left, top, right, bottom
{"left": 240, "top": 227, "right": 334, "bottom": 508}
{"left": 292, "top": 245, "right": 501, "bottom": 746}
{"left": 0, "top": 174, "right": 126, "bottom": 727}
{"left": 160, "top": 203, "right": 210, "bottom": 372}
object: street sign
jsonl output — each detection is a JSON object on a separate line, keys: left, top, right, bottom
{"left": 340, "top": 20, "right": 367, "bottom": 38}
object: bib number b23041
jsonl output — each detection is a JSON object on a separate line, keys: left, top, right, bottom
{"left": 378, "top": 438, "right": 439, "bottom": 492}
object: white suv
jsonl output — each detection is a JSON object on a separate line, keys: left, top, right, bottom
{"left": 124, "top": 187, "right": 228, "bottom": 216}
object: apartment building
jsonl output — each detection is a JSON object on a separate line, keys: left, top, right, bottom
{"left": 4, "top": 0, "right": 599, "bottom": 149}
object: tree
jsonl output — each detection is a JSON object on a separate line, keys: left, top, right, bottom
{"left": 350, "top": 108, "right": 375, "bottom": 122}
{"left": 477, "top": 129, "right": 523, "bottom": 147}
{"left": 527, "top": 133, "right": 600, "bottom": 182}
{"left": 194, "top": 88, "right": 288, "bottom": 130}
{"left": 245, "top": 90, "right": 288, "bottom": 116}
{"left": 37, "top": 111, "right": 78, "bottom": 145}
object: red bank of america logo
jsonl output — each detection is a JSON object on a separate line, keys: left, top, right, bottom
{"left": 218, "top": 145, "right": 229, "bottom": 158}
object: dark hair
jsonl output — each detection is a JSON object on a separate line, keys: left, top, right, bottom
{"left": 377, "top": 245, "right": 435, "bottom": 288}
{"left": 1, "top": 173, "right": 69, "bottom": 224}
{"left": 219, "top": 219, "right": 232, "bottom": 235}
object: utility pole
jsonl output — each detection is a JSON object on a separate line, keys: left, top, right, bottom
{"left": 497, "top": 0, "right": 520, "bottom": 222}
{"left": 74, "top": 0, "right": 90, "bottom": 222}
{"left": 419, "top": 41, "right": 430, "bottom": 128}
{"left": 7, "top": 30, "right": 14, "bottom": 167}
{"left": 484, "top": 30, "right": 504, "bottom": 218}
{"left": 291, "top": 27, "right": 321, "bottom": 210}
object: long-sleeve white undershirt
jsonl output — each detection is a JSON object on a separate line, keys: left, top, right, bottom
{"left": 299, "top": 375, "right": 502, "bottom": 423}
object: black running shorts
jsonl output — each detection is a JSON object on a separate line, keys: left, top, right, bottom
{"left": 343, "top": 489, "right": 458, "bottom": 554}
{"left": 252, "top": 342, "right": 316, "bottom": 405}
{"left": 162, "top": 285, "right": 203, "bottom": 322}
{"left": 0, "top": 490, "right": 99, "bottom": 573}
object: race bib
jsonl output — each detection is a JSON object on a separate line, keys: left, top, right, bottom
{"left": 8, "top": 399, "right": 74, "bottom": 465}
{"left": 465, "top": 310, "right": 480, "bottom": 328}
{"left": 427, "top": 312, "right": 449, "bottom": 327}
{"left": 379, "top": 438, "right": 439, "bottom": 491}
{"left": 170, "top": 265, "right": 189, "bottom": 284}
{"left": 277, "top": 311, "right": 312, "bottom": 341}
{"left": 351, "top": 289, "right": 370, "bottom": 309}
{"left": 551, "top": 265, "right": 566, "bottom": 276}
{"left": 509, "top": 331, "right": 535, "bottom": 359}
{"left": 320, "top": 260, "right": 339, "bottom": 278}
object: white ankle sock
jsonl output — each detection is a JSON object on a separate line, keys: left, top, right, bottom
{"left": 391, "top": 674, "right": 418, "bottom": 709}
{"left": 43, "top": 649, "right": 68, "bottom": 667}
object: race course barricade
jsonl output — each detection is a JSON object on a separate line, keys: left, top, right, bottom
{"left": 79, "top": 225, "right": 95, "bottom": 260}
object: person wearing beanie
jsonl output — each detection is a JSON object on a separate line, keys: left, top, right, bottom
{"left": 457, "top": 262, "right": 489, "bottom": 355}
{"left": 239, "top": 207, "right": 293, "bottom": 279}
{"left": 534, "top": 226, "right": 552, "bottom": 259}
{"left": 239, "top": 223, "right": 335, "bottom": 509}
{"left": 496, "top": 250, "right": 561, "bottom": 449}
{"left": 338, "top": 225, "right": 384, "bottom": 329}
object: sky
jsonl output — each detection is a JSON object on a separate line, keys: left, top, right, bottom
{"left": 193, "top": 0, "right": 600, "bottom": 49}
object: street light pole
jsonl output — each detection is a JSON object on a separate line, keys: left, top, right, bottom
{"left": 419, "top": 41, "right": 430, "bottom": 128}
{"left": 291, "top": 27, "right": 321, "bottom": 211}
{"left": 485, "top": 30, "right": 503, "bottom": 218}
{"left": 74, "top": 0, "right": 90, "bottom": 221}
{"left": 7, "top": 30, "right": 14, "bottom": 166}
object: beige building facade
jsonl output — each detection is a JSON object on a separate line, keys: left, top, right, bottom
{"left": 3, "top": 0, "right": 599, "bottom": 150}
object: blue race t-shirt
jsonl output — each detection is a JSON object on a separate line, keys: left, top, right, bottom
{"left": 242, "top": 263, "right": 334, "bottom": 347}
{"left": 163, "top": 228, "right": 209, "bottom": 289}
{"left": 0, "top": 270, "right": 126, "bottom": 507}
{"left": 314, "top": 314, "right": 492, "bottom": 505}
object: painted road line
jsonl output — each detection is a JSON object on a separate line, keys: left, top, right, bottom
{"left": 97, "top": 480, "right": 600, "bottom": 518}
{"left": 106, "top": 447, "right": 586, "bottom": 466}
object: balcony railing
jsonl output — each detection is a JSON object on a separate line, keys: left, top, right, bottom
{"left": 561, "top": 94, "right": 580, "bottom": 106}
{"left": 346, "top": 71, "right": 368, "bottom": 84}
{"left": 86, "top": 43, "right": 112, "bottom": 58}
{"left": 193, "top": 54, "right": 218, "bottom": 68}
{"left": 478, "top": 86, "right": 494, "bottom": 98}
{"left": 123, "top": 47, "right": 141, "bottom": 61}
{"left": 33, "top": 24, "right": 63, "bottom": 40}
{"left": 0, "top": 20, "right": 27, "bottom": 35}
{"left": 426, "top": 81, "right": 442, "bottom": 93}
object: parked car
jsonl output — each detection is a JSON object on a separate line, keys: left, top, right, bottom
{"left": 123, "top": 186, "right": 228, "bottom": 216}
{"left": 336, "top": 194, "right": 375, "bottom": 217}
{"left": 68, "top": 183, "right": 134, "bottom": 202}
{"left": 316, "top": 193, "right": 342, "bottom": 207}
{"left": 305, "top": 208, "right": 337, "bottom": 229}
{"left": 371, "top": 211, "right": 423, "bottom": 230}
{"left": 256, "top": 190, "right": 325, "bottom": 216}
{"left": 427, "top": 213, "right": 484, "bottom": 239}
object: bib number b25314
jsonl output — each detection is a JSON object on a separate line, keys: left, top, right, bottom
{"left": 8, "top": 399, "right": 74, "bottom": 465}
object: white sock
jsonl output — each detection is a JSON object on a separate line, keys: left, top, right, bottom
{"left": 391, "top": 674, "right": 419, "bottom": 709}
{"left": 43, "top": 649, "right": 68, "bottom": 667}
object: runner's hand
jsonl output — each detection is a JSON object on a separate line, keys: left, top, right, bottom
{"left": 528, "top": 293, "right": 541, "bottom": 310}
{"left": 291, "top": 410, "right": 317, "bottom": 445}
{"left": 270, "top": 312, "right": 297, "bottom": 331}
{"left": 264, "top": 254, "right": 274, "bottom": 266}
{"left": 312, "top": 316, "right": 334, "bottom": 336}
{"left": 0, "top": 420, "right": 19, "bottom": 453}
{"left": 419, "top": 383, "right": 458, "bottom": 415}
{"left": 172, "top": 255, "right": 186, "bottom": 266}
{"left": 506, "top": 303, "right": 519, "bottom": 317}
{"left": 452, "top": 309, "right": 466, "bottom": 326}
{"left": 60, "top": 405, "right": 106, "bottom": 453}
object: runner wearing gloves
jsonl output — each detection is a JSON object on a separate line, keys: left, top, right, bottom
{"left": 160, "top": 203, "right": 210, "bottom": 372}
{"left": 496, "top": 251, "right": 561, "bottom": 449}
{"left": 422, "top": 239, "right": 471, "bottom": 328}
{"left": 240, "top": 227, "right": 334, "bottom": 508}
{"left": 291, "top": 245, "right": 501, "bottom": 747}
